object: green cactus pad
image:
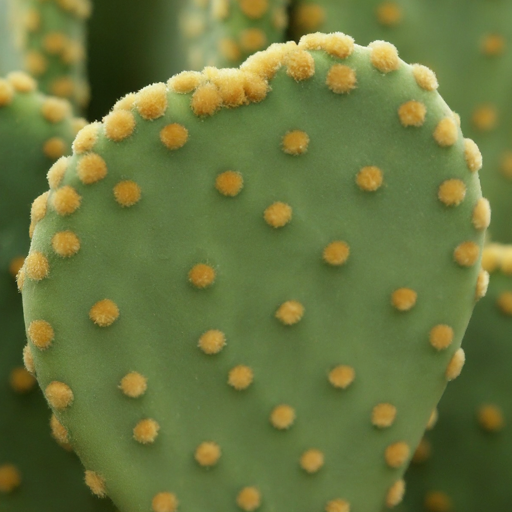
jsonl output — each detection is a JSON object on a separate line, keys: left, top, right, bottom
{"left": 402, "top": 244, "right": 512, "bottom": 512}
{"left": 181, "top": 0, "right": 290, "bottom": 69}
{"left": 23, "top": 35, "right": 487, "bottom": 512}
{"left": 15, "top": 0, "right": 91, "bottom": 111}
{"left": 0, "top": 72, "right": 115, "bottom": 511}
{"left": 289, "top": 0, "right": 512, "bottom": 244}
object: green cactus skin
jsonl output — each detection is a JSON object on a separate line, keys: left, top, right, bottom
{"left": 0, "top": 72, "right": 115, "bottom": 512}
{"left": 181, "top": 0, "right": 290, "bottom": 69}
{"left": 288, "top": 0, "right": 512, "bottom": 245}
{"left": 401, "top": 244, "right": 512, "bottom": 512}
{"left": 15, "top": 0, "right": 91, "bottom": 111}
{"left": 0, "top": 1, "right": 23, "bottom": 75}
{"left": 22, "top": 35, "right": 487, "bottom": 512}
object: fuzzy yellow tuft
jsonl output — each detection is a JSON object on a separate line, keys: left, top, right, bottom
{"left": 216, "top": 171, "right": 244, "bottom": 197}
{"left": 463, "top": 138, "right": 482, "bottom": 172}
{"left": 8, "top": 71, "right": 36, "bottom": 92}
{"left": 152, "top": 492, "right": 179, "bottom": 512}
{"left": 10, "top": 367, "right": 36, "bottom": 393}
{"left": 424, "top": 491, "right": 452, "bottom": 512}
{"left": 23, "top": 345, "right": 35, "bottom": 374}
{"left": 160, "top": 123, "right": 189, "bottom": 150}
{"left": 0, "top": 464, "right": 21, "bottom": 493}
{"left": 325, "top": 499, "right": 350, "bottom": 512}
{"left": 237, "top": 487, "right": 261, "bottom": 511}
{"left": 228, "top": 365, "right": 254, "bottom": 390}
{"left": 369, "top": 41, "right": 399, "bottom": 73}
{"left": 429, "top": 325, "right": 454, "bottom": 351}
{"left": 328, "top": 365, "right": 355, "bottom": 389}
{"left": 73, "top": 122, "right": 100, "bottom": 154}
{"left": 114, "top": 181, "right": 142, "bottom": 207}
{"left": 168, "top": 72, "right": 202, "bottom": 93}
{"left": 294, "top": 4, "right": 325, "bottom": 33}
{"left": 50, "top": 414, "right": 70, "bottom": 447}
{"left": 0, "top": 79, "right": 14, "bottom": 106}
{"left": 198, "top": 330, "right": 226, "bottom": 355}
{"left": 472, "top": 198, "right": 491, "bottom": 230}
{"left": 104, "top": 110, "right": 136, "bottom": 141}
{"left": 51, "top": 185, "right": 81, "bottom": 216}
{"left": 477, "top": 404, "right": 505, "bottom": 432}
{"left": 136, "top": 83, "right": 168, "bottom": 120}
{"left": 323, "top": 241, "right": 350, "bottom": 266}
{"left": 412, "top": 64, "right": 438, "bottom": 91}
{"left": 398, "top": 100, "right": 426, "bottom": 127}
{"left": 85, "top": 470, "right": 107, "bottom": 498}
{"left": 300, "top": 449, "right": 324, "bottom": 473}
{"left": 189, "top": 264, "right": 216, "bottom": 288}
{"left": 438, "top": 179, "right": 466, "bottom": 207}
{"left": 52, "top": 231, "right": 80, "bottom": 258}
{"left": 275, "top": 300, "right": 304, "bottom": 325}
{"left": 356, "top": 166, "right": 383, "bottom": 192}
{"left": 9, "top": 256, "right": 25, "bottom": 279}
{"left": 326, "top": 64, "right": 357, "bottom": 94}
{"left": 497, "top": 291, "right": 512, "bottom": 315}
{"left": 282, "top": 130, "right": 309, "bottom": 155}
{"left": 453, "top": 241, "right": 480, "bottom": 267}
{"left": 376, "top": 2, "right": 402, "bottom": 26}
{"left": 77, "top": 153, "right": 107, "bottom": 184}
{"left": 264, "top": 202, "right": 293, "bottom": 228}
{"left": 433, "top": 118, "right": 458, "bottom": 147}
{"left": 89, "top": 299, "right": 119, "bottom": 327}
{"left": 195, "top": 441, "right": 221, "bottom": 467}
{"left": 445, "top": 348, "right": 465, "bottom": 381}
{"left": 286, "top": 49, "right": 315, "bottom": 81}
{"left": 386, "top": 480, "right": 406, "bottom": 507}
{"left": 41, "top": 97, "right": 71, "bottom": 123}
{"left": 133, "top": 418, "right": 160, "bottom": 444}
{"left": 270, "top": 404, "right": 296, "bottom": 430}
{"left": 43, "top": 137, "right": 66, "bottom": 159}
{"left": 391, "top": 288, "right": 417, "bottom": 311}
{"left": 120, "top": 372, "right": 147, "bottom": 398}
{"left": 372, "top": 403, "right": 397, "bottom": 428}
{"left": 385, "top": 442, "right": 410, "bottom": 468}
{"left": 47, "top": 157, "right": 69, "bottom": 189}
{"left": 45, "top": 381, "right": 74, "bottom": 409}
{"left": 192, "top": 83, "right": 222, "bottom": 116}
{"left": 25, "top": 252, "right": 49, "bottom": 281}
{"left": 240, "top": 0, "right": 268, "bottom": 18}
{"left": 472, "top": 105, "right": 497, "bottom": 132}
{"left": 28, "top": 320, "right": 54, "bottom": 350}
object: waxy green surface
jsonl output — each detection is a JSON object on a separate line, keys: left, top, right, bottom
{"left": 0, "top": 79, "right": 116, "bottom": 512}
{"left": 289, "top": 0, "right": 512, "bottom": 243}
{"left": 401, "top": 257, "right": 512, "bottom": 512}
{"left": 24, "top": 41, "right": 485, "bottom": 512}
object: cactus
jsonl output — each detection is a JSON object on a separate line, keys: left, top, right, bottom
{"left": 180, "top": 0, "right": 290, "bottom": 69}
{"left": 11, "top": 0, "right": 91, "bottom": 111}
{"left": 288, "top": 0, "right": 512, "bottom": 244}
{"left": 402, "top": 244, "right": 512, "bottom": 511}
{"left": 20, "top": 35, "right": 488, "bottom": 512}
{"left": 0, "top": 71, "right": 115, "bottom": 511}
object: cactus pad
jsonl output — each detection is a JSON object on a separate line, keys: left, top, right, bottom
{"left": 402, "top": 244, "right": 512, "bottom": 512}
{"left": 289, "top": 0, "right": 512, "bottom": 243}
{"left": 181, "top": 0, "right": 290, "bottom": 69}
{"left": 22, "top": 35, "right": 487, "bottom": 512}
{"left": 0, "top": 71, "right": 114, "bottom": 511}
{"left": 15, "top": 0, "right": 91, "bottom": 110}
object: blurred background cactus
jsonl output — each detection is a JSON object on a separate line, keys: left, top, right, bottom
{"left": 0, "top": 1, "right": 510, "bottom": 511}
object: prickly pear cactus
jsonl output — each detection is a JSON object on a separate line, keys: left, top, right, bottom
{"left": 403, "top": 244, "right": 512, "bottom": 512}
{"left": 0, "top": 0, "right": 22, "bottom": 75}
{"left": 15, "top": 0, "right": 91, "bottom": 110}
{"left": 181, "top": 0, "right": 290, "bottom": 69}
{"left": 289, "top": 0, "right": 512, "bottom": 244}
{"left": 22, "top": 35, "right": 488, "bottom": 512}
{"left": 0, "top": 72, "right": 115, "bottom": 512}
